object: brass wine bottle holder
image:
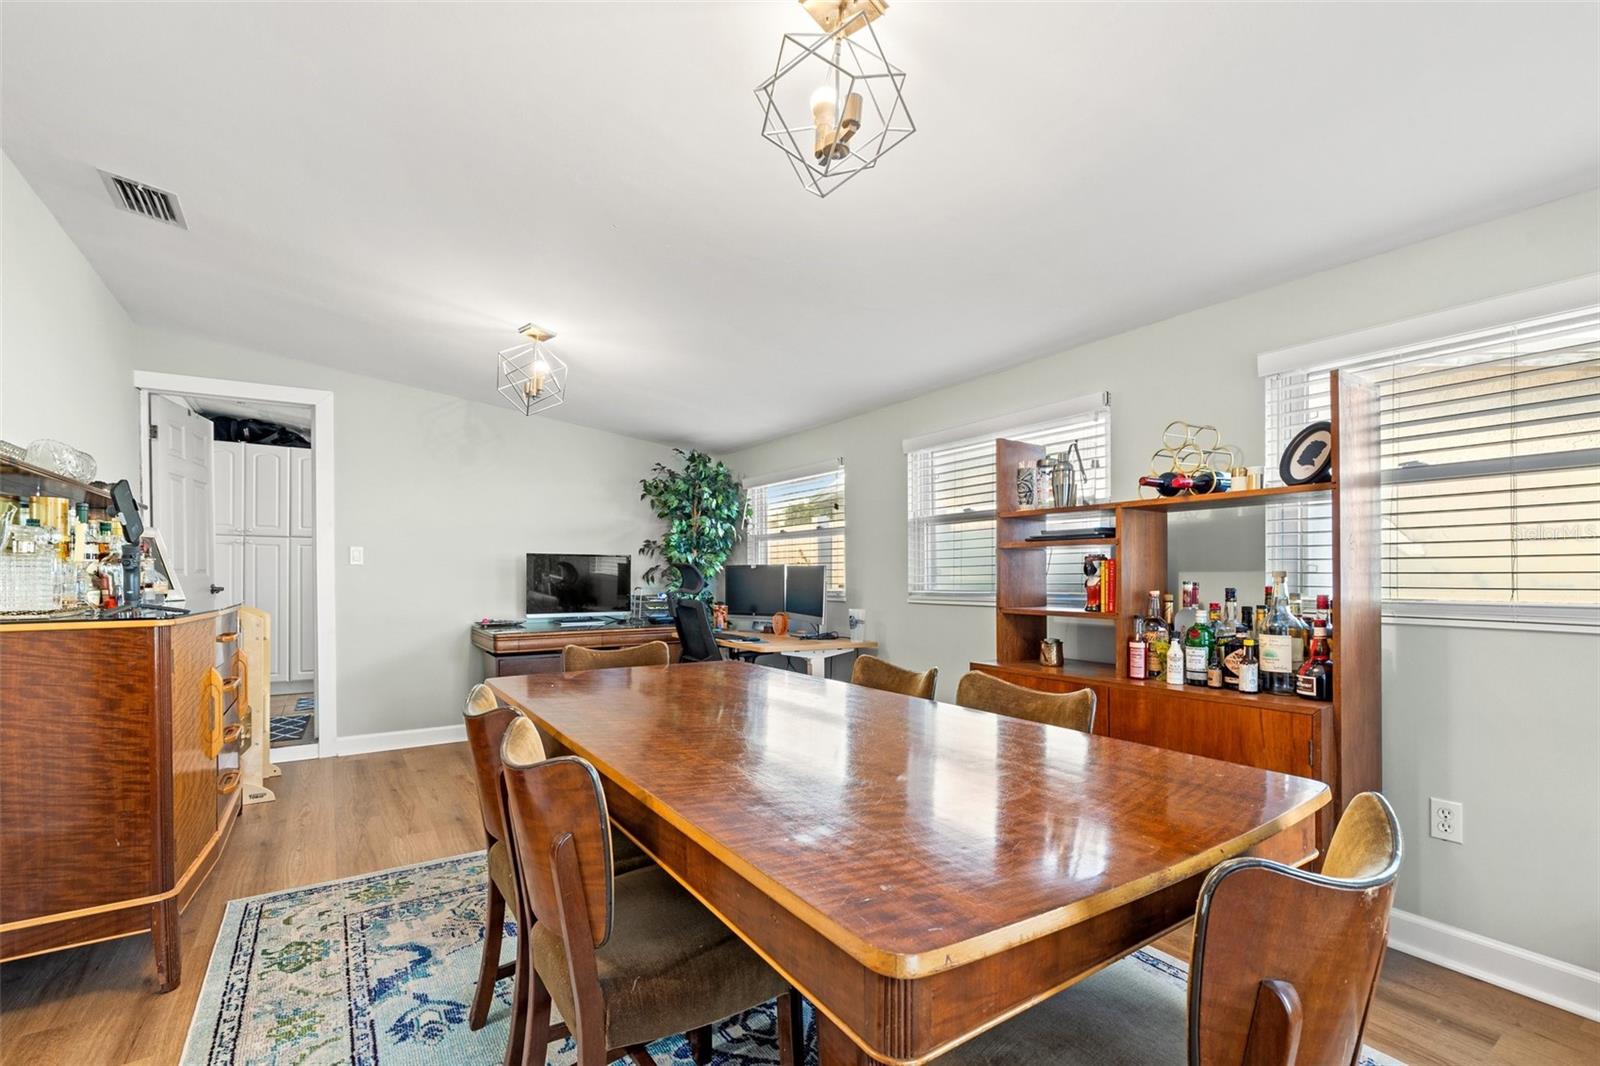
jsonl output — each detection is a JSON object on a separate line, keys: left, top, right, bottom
{"left": 1140, "top": 421, "right": 1243, "bottom": 498}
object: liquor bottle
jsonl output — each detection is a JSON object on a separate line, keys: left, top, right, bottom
{"left": 1314, "top": 593, "right": 1333, "bottom": 656}
{"left": 1206, "top": 638, "right": 1224, "bottom": 688}
{"left": 1223, "top": 587, "right": 1239, "bottom": 630}
{"left": 1296, "top": 622, "right": 1334, "bottom": 700}
{"left": 1276, "top": 572, "right": 1309, "bottom": 678}
{"left": 1221, "top": 621, "right": 1245, "bottom": 688}
{"left": 1139, "top": 591, "right": 1167, "bottom": 680}
{"left": 1183, "top": 609, "right": 1213, "bottom": 686}
{"left": 1137, "top": 469, "right": 1231, "bottom": 497}
{"left": 1238, "top": 639, "right": 1260, "bottom": 693}
{"left": 1164, "top": 627, "right": 1190, "bottom": 685}
{"left": 1261, "top": 576, "right": 1306, "bottom": 693}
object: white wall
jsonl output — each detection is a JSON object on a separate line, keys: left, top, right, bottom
{"left": 133, "top": 326, "right": 678, "bottom": 740}
{"left": 1, "top": 155, "right": 138, "bottom": 479}
{"left": 723, "top": 190, "right": 1600, "bottom": 973}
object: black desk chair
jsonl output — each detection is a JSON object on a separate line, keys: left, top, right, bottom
{"left": 673, "top": 597, "right": 723, "bottom": 663}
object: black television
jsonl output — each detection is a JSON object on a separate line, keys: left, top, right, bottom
{"left": 526, "top": 553, "right": 631, "bottom": 616}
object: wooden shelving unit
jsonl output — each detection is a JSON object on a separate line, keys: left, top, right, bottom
{"left": 982, "top": 370, "right": 1380, "bottom": 855}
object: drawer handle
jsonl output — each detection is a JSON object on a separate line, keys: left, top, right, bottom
{"left": 200, "top": 669, "right": 225, "bottom": 759}
{"left": 217, "top": 770, "right": 240, "bottom": 795}
{"left": 222, "top": 723, "right": 243, "bottom": 745}
{"left": 217, "top": 632, "right": 238, "bottom": 644}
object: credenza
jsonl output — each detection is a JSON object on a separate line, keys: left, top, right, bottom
{"left": 471, "top": 621, "right": 680, "bottom": 677}
{"left": 0, "top": 607, "right": 246, "bottom": 991}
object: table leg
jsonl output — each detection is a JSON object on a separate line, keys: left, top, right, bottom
{"left": 816, "top": 1012, "right": 876, "bottom": 1065}
{"left": 805, "top": 653, "right": 827, "bottom": 677}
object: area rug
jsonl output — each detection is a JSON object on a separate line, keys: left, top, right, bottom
{"left": 182, "top": 853, "right": 1402, "bottom": 1065}
{"left": 270, "top": 714, "right": 312, "bottom": 743}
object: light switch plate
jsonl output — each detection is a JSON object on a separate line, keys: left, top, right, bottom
{"left": 349, "top": 546, "right": 365, "bottom": 566}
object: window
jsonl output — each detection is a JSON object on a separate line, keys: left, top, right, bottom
{"left": 905, "top": 394, "right": 1111, "bottom": 604}
{"left": 1264, "top": 299, "right": 1599, "bottom": 626}
{"left": 745, "top": 462, "right": 846, "bottom": 598}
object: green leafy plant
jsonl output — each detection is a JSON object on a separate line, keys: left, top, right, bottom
{"left": 639, "top": 449, "right": 745, "bottom": 598}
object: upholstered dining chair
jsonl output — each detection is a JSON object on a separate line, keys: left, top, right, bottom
{"left": 562, "top": 641, "right": 672, "bottom": 672}
{"left": 499, "top": 717, "right": 802, "bottom": 1066}
{"left": 953, "top": 670, "right": 1096, "bottom": 733}
{"left": 462, "top": 684, "right": 655, "bottom": 1059}
{"left": 935, "top": 792, "right": 1403, "bottom": 1065}
{"left": 850, "top": 654, "right": 938, "bottom": 699}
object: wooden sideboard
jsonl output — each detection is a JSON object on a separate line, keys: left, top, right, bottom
{"left": 471, "top": 622, "right": 680, "bottom": 677}
{"left": 0, "top": 607, "right": 246, "bottom": 991}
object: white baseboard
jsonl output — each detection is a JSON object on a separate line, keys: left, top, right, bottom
{"left": 268, "top": 744, "right": 321, "bottom": 764}
{"left": 332, "top": 724, "right": 467, "bottom": 758}
{"left": 1388, "top": 909, "right": 1600, "bottom": 1021}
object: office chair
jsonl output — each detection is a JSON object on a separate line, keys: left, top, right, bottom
{"left": 673, "top": 596, "right": 723, "bottom": 663}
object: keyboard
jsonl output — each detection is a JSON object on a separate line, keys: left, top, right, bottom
{"left": 716, "top": 631, "right": 764, "bottom": 643}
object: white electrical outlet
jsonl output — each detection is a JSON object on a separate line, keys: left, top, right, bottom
{"left": 1429, "top": 797, "right": 1464, "bottom": 844}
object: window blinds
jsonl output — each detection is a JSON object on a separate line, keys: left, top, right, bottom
{"left": 906, "top": 403, "right": 1111, "bottom": 603}
{"left": 745, "top": 465, "right": 846, "bottom": 597}
{"left": 1265, "top": 306, "right": 1600, "bottom": 622}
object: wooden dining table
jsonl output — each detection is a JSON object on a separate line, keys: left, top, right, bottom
{"left": 489, "top": 660, "right": 1329, "bottom": 1065}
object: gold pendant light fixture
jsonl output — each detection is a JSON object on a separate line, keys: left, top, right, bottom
{"left": 755, "top": 0, "right": 915, "bottom": 198}
{"left": 496, "top": 323, "right": 569, "bottom": 416}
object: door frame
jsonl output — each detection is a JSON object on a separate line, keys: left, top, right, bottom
{"left": 135, "top": 371, "right": 337, "bottom": 761}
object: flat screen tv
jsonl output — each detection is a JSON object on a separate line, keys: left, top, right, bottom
{"left": 526, "top": 553, "right": 631, "bottom": 616}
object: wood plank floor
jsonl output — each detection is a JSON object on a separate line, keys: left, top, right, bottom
{"left": 1, "top": 743, "right": 1593, "bottom": 1065}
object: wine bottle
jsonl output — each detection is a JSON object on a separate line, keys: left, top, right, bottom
{"left": 1137, "top": 469, "right": 1231, "bottom": 497}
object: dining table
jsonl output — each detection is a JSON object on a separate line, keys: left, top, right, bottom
{"left": 489, "top": 660, "right": 1329, "bottom": 1065}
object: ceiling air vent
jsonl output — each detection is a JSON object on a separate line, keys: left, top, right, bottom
{"left": 98, "top": 170, "right": 187, "bottom": 229}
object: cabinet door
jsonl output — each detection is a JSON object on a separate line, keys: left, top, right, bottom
{"left": 243, "top": 539, "right": 291, "bottom": 683}
{"left": 1107, "top": 687, "right": 1318, "bottom": 777}
{"left": 243, "top": 445, "right": 291, "bottom": 537}
{"left": 213, "top": 536, "right": 245, "bottom": 606}
{"left": 289, "top": 538, "right": 316, "bottom": 681}
{"left": 289, "top": 449, "right": 315, "bottom": 538}
{"left": 212, "top": 442, "right": 246, "bottom": 535}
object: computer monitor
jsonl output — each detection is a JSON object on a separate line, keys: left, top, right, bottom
{"left": 783, "top": 565, "right": 826, "bottom": 622}
{"left": 723, "top": 565, "right": 785, "bottom": 619}
{"left": 526, "top": 553, "right": 631, "bottom": 617}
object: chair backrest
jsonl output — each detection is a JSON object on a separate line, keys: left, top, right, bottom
{"left": 673, "top": 598, "right": 722, "bottom": 663}
{"left": 1189, "top": 792, "right": 1402, "bottom": 1066}
{"left": 850, "top": 655, "right": 938, "bottom": 699}
{"left": 462, "top": 684, "right": 518, "bottom": 843}
{"left": 562, "top": 640, "right": 672, "bottom": 673}
{"left": 500, "top": 717, "right": 614, "bottom": 949}
{"left": 953, "top": 671, "right": 1096, "bottom": 733}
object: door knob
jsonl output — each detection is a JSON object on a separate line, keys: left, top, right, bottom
{"left": 210, "top": 584, "right": 225, "bottom": 594}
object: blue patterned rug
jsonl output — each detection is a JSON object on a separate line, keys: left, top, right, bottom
{"left": 181, "top": 853, "right": 1402, "bottom": 1065}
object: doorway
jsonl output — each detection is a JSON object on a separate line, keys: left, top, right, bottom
{"left": 135, "top": 373, "right": 337, "bottom": 761}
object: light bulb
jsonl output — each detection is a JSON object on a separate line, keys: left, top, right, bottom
{"left": 810, "top": 83, "right": 839, "bottom": 124}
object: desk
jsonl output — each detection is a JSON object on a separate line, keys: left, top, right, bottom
{"left": 489, "top": 661, "right": 1327, "bottom": 1064}
{"left": 714, "top": 634, "right": 876, "bottom": 676}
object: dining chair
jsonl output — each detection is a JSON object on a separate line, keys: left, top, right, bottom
{"left": 462, "top": 686, "right": 654, "bottom": 1047}
{"left": 462, "top": 684, "right": 522, "bottom": 1037}
{"left": 850, "top": 654, "right": 938, "bottom": 699}
{"left": 499, "top": 717, "right": 801, "bottom": 1066}
{"left": 562, "top": 641, "right": 672, "bottom": 672}
{"left": 953, "top": 670, "right": 1096, "bottom": 733}
{"left": 935, "top": 791, "right": 1403, "bottom": 1065}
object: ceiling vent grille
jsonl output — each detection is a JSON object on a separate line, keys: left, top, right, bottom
{"left": 98, "top": 170, "right": 187, "bottom": 229}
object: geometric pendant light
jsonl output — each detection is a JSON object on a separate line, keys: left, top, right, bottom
{"left": 496, "top": 323, "right": 568, "bottom": 416}
{"left": 754, "top": 0, "right": 916, "bottom": 198}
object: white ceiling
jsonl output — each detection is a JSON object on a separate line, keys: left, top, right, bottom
{"left": 4, "top": 2, "right": 1596, "bottom": 451}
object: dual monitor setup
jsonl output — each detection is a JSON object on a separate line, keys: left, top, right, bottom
{"left": 524, "top": 554, "right": 827, "bottom": 633}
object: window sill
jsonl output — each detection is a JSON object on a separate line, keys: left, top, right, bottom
{"left": 1381, "top": 611, "right": 1599, "bottom": 636}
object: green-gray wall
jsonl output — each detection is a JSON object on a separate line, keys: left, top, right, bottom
{"left": 722, "top": 190, "right": 1600, "bottom": 972}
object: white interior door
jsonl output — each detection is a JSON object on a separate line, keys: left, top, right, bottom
{"left": 148, "top": 395, "right": 215, "bottom": 607}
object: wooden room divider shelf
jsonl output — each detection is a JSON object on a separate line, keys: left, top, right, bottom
{"left": 983, "top": 370, "right": 1380, "bottom": 856}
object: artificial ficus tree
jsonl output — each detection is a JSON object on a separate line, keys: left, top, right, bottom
{"left": 638, "top": 448, "right": 745, "bottom": 598}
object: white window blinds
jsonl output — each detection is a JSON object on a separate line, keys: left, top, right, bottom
{"left": 745, "top": 464, "right": 846, "bottom": 598}
{"left": 1265, "top": 304, "right": 1600, "bottom": 624}
{"left": 906, "top": 399, "right": 1111, "bottom": 604}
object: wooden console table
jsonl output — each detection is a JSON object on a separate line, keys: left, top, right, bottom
{"left": 471, "top": 621, "right": 680, "bottom": 677}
